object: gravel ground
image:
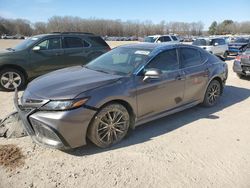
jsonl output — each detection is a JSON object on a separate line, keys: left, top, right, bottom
{"left": 0, "top": 40, "right": 250, "bottom": 188}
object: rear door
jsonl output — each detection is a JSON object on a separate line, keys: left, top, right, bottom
{"left": 62, "top": 36, "right": 91, "bottom": 66}
{"left": 136, "top": 48, "right": 185, "bottom": 119}
{"left": 29, "top": 37, "right": 65, "bottom": 76}
{"left": 179, "top": 47, "right": 209, "bottom": 103}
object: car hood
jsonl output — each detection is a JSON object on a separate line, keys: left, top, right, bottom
{"left": 0, "top": 49, "right": 23, "bottom": 56}
{"left": 24, "top": 66, "right": 124, "bottom": 100}
{"left": 229, "top": 43, "right": 248, "bottom": 48}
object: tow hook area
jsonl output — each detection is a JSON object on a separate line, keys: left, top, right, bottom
{"left": 0, "top": 111, "right": 27, "bottom": 138}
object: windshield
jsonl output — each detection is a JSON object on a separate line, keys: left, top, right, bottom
{"left": 234, "top": 38, "right": 249, "bottom": 43}
{"left": 13, "top": 37, "right": 40, "bottom": 50}
{"left": 193, "top": 39, "right": 209, "bottom": 46}
{"left": 85, "top": 47, "right": 152, "bottom": 75}
{"left": 144, "top": 37, "right": 157, "bottom": 43}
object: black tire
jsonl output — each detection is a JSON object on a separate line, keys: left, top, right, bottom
{"left": 202, "top": 80, "right": 221, "bottom": 107}
{"left": 87, "top": 103, "right": 130, "bottom": 148}
{"left": 237, "top": 73, "right": 244, "bottom": 79}
{"left": 0, "top": 68, "right": 26, "bottom": 91}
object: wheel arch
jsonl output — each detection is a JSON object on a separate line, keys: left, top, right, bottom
{"left": 0, "top": 64, "right": 28, "bottom": 81}
{"left": 90, "top": 99, "right": 136, "bottom": 130}
{"left": 203, "top": 76, "right": 224, "bottom": 100}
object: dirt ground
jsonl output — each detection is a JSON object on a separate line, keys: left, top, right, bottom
{"left": 0, "top": 40, "right": 250, "bottom": 188}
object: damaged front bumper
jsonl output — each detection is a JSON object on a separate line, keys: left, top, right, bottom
{"left": 14, "top": 90, "right": 97, "bottom": 149}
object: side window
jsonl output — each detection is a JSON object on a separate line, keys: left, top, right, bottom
{"left": 171, "top": 36, "right": 178, "bottom": 41}
{"left": 63, "top": 37, "right": 83, "bottom": 48}
{"left": 164, "top": 36, "right": 171, "bottom": 42}
{"left": 37, "top": 38, "right": 61, "bottom": 50}
{"left": 146, "top": 49, "right": 179, "bottom": 72}
{"left": 219, "top": 39, "right": 225, "bottom": 45}
{"left": 158, "top": 37, "right": 164, "bottom": 42}
{"left": 180, "top": 48, "right": 202, "bottom": 68}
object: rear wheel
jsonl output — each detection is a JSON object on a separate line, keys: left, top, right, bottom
{"left": 88, "top": 103, "right": 130, "bottom": 148}
{"left": 202, "top": 80, "right": 221, "bottom": 107}
{"left": 0, "top": 68, "right": 26, "bottom": 91}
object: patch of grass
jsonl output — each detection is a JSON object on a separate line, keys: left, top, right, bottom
{"left": 0, "top": 144, "right": 25, "bottom": 170}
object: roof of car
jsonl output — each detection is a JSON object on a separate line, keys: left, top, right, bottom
{"left": 147, "top": 34, "right": 175, "bottom": 38}
{"left": 32, "top": 32, "right": 96, "bottom": 38}
{"left": 120, "top": 42, "right": 190, "bottom": 51}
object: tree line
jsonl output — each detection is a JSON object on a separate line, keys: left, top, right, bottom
{"left": 208, "top": 20, "right": 250, "bottom": 35}
{"left": 0, "top": 16, "right": 250, "bottom": 37}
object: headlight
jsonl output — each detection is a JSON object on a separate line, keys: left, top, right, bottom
{"left": 40, "top": 98, "right": 88, "bottom": 111}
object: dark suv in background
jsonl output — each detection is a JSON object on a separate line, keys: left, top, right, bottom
{"left": 0, "top": 32, "right": 110, "bottom": 91}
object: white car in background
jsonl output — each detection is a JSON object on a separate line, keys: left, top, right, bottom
{"left": 193, "top": 37, "right": 229, "bottom": 59}
{"left": 144, "top": 35, "right": 179, "bottom": 43}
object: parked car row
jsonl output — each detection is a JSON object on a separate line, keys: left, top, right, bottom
{"left": 1, "top": 34, "right": 25, "bottom": 39}
{"left": 104, "top": 36, "right": 138, "bottom": 41}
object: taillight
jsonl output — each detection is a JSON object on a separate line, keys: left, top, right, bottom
{"left": 236, "top": 55, "right": 250, "bottom": 61}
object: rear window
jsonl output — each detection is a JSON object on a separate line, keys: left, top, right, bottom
{"left": 63, "top": 37, "right": 83, "bottom": 48}
{"left": 89, "top": 36, "right": 109, "bottom": 47}
{"left": 180, "top": 48, "right": 202, "bottom": 68}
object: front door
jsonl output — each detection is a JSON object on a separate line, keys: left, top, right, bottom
{"left": 136, "top": 48, "right": 185, "bottom": 119}
{"left": 29, "top": 37, "right": 65, "bottom": 76}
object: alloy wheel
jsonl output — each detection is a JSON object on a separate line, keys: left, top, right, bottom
{"left": 207, "top": 83, "right": 220, "bottom": 105}
{"left": 97, "top": 109, "right": 129, "bottom": 145}
{"left": 0, "top": 72, "right": 22, "bottom": 90}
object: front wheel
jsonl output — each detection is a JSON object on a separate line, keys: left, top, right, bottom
{"left": 0, "top": 68, "right": 26, "bottom": 91}
{"left": 202, "top": 80, "right": 221, "bottom": 107}
{"left": 87, "top": 103, "right": 130, "bottom": 148}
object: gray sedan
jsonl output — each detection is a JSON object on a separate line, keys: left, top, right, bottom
{"left": 15, "top": 43, "right": 228, "bottom": 149}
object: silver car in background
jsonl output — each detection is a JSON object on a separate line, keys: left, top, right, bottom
{"left": 193, "top": 37, "right": 229, "bottom": 59}
{"left": 15, "top": 43, "right": 228, "bottom": 150}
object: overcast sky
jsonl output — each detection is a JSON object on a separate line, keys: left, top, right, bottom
{"left": 0, "top": 0, "right": 250, "bottom": 29}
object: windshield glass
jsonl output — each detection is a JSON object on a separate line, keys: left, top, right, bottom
{"left": 234, "top": 38, "right": 249, "bottom": 43}
{"left": 144, "top": 37, "right": 157, "bottom": 43}
{"left": 85, "top": 47, "right": 152, "bottom": 75}
{"left": 193, "top": 39, "right": 209, "bottom": 46}
{"left": 13, "top": 37, "right": 40, "bottom": 50}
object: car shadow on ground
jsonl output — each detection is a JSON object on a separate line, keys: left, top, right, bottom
{"left": 66, "top": 85, "right": 250, "bottom": 156}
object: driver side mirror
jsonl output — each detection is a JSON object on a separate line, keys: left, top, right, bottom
{"left": 143, "top": 68, "right": 162, "bottom": 81}
{"left": 32, "top": 46, "right": 41, "bottom": 51}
